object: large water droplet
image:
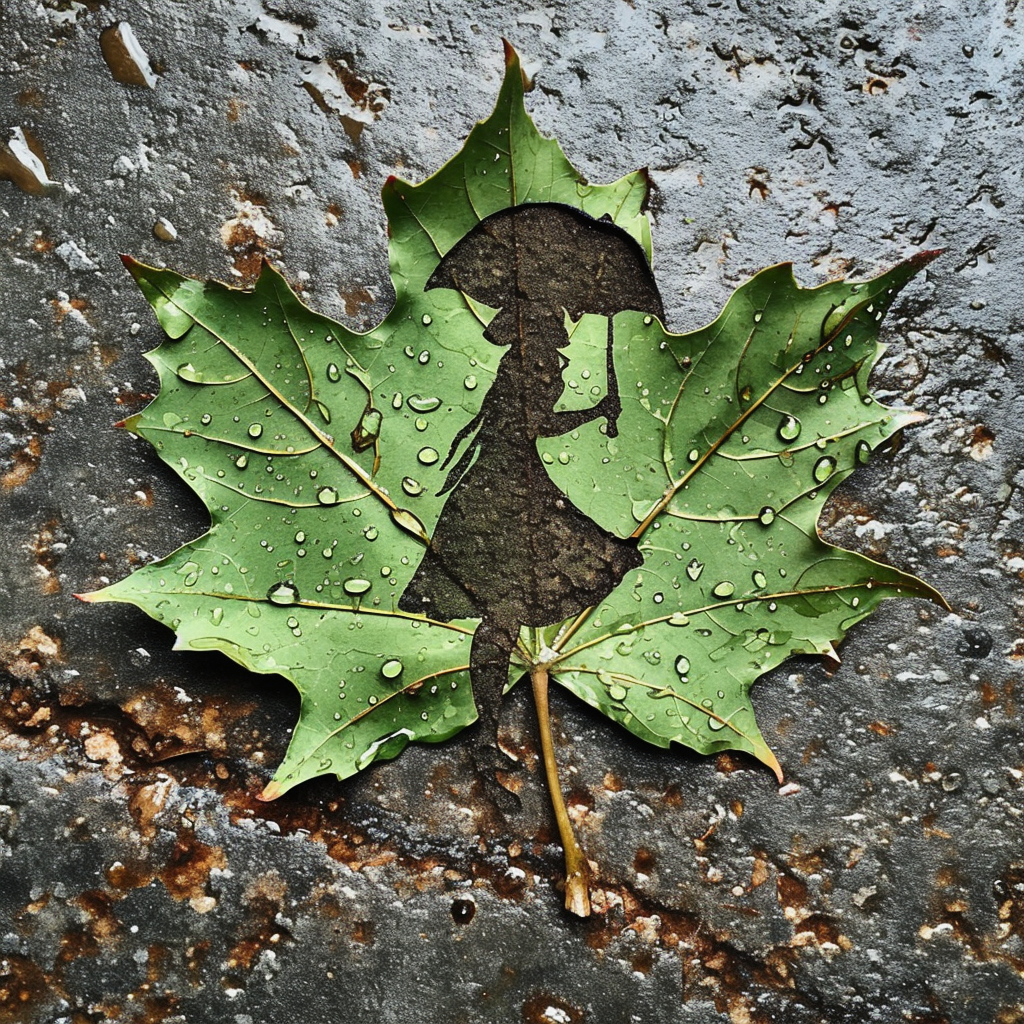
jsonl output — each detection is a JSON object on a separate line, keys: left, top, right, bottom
{"left": 813, "top": 455, "right": 837, "bottom": 483}
{"left": 855, "top": 439, "right": 872, "bottom": 465}
{"left": 248, "top": 423, "right": 263, "bottom": 439}
{"left": 326, "top": 363, "right": 341, "bottom": 383}
{"left": 407, "top": 394, "right": 441, "bottom": 413}
{"left": 758, "top": 505, "right": 776, "bottom": 526}
{"left": 402, "top": 477, "right": 424, "bottom": 497}
{"left": 686, "top": 558, "right": 704, "bottom": 581}
{"left": 267, "top": 581, "right": 299, "bottom": 605}
{"left": 317, "top": 486, "right": 340, "bottom": 505}
{"left": 417, "top": 447, "right": 439, "bottom": 466}
{"left": 752, "top": 569, "right": 767, "bottom": 589}
{"left": 608, "top": 683, "right": 628, "bottom": 701}
{"left": 421, "top": 314, "right": 432, "bottom": 326}
{"left": 463, "top": 374, "right": 477, "bottom": 390}
{"left": 712, "top": 581, "right": 735, "bottom": 599}
{"left": 177, "top": 363, "right": 205, "bottom": 383}
{"left": 210, "top": 607, "right": 223, "bottom": 626}
{"left": 343, "top": 578, "right": 372, "bottom": 596}
{"left": 675, "top": 655, "right": 690, "bottom": 677}
{"left": 778, "top": 415, "right": 801, "bottom": 442}
{"left": 236, "top": 453, "right": 248, "bottom": 469}
{"left": 381, "top": 658, "right": 403, "bottom": 679}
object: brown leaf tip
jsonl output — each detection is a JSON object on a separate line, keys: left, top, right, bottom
{"left": 257, "top": 781, "right": 283, "bottom": 802}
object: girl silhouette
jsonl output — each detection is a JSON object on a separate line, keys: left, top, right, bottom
{"left": 398, "top": 203, "right": 663, "bottom": 807}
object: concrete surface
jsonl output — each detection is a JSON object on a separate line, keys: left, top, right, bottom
{"left": 1, "top": 2, "right": 1022, "bottom": 1022}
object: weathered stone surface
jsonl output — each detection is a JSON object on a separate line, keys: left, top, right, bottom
{"left": 2, "top": 2, "right": 1021, "bottom": 1022}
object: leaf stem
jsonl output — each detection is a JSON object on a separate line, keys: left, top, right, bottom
{"left": 531, "top": 661, "right": 591, "bottom": 917}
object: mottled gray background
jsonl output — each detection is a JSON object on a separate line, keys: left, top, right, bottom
{"left": 1, "top": 2, "right": 1022, "bottom": 1022}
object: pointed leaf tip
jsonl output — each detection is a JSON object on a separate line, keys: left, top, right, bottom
{"left": 502, "top": 38, "right": 518, "bottom": 66}
{"left": 258, "top": 781, "right": 283, "bottom": 802}
{"left": 910, "top": 248, "right": 944, "bottom": 270}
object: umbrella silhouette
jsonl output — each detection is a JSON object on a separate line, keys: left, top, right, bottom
{"left": 398, "top": 202, "right": 664, "bottom": 808}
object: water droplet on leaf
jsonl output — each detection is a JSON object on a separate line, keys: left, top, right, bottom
{"left": 267, "top": 581, "right": 299, "bottom": 605}
{"left": 813, "top": 455, "right": 837, "bottom": 483}
{"left": 407, "top": 394, "right": 442, "bottom": 413}
{"left": 778, "top": 415, "right": 801, "bottom": 442}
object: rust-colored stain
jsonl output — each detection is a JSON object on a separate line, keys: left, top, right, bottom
{"left": 220, "top": 190, "right": 277, "bottom": 285}
{"left": 351, "top": 919, "right": 376, "bottom": 944}
{"left": 227, "top": 872, "right": 291, "bottom": 969}
{"left": 868, "top": 720, "right": 894, "bottom": 736}
{"left": 339, "top": 285, "right": 375, "bottom": 318}
{"left": 0, "top": 954, "right": 49, "bottom": 1023}
{"left": 633, "top": 846, "right": 657, "bottom": 876}
{"left": 26, "top": 517, "right": 67, "bottom": 594}
{"left": 969, "top": 423, "right": 995, "bottom": 461}
{"left": 158, "top": 832, "right": 227, "bottom": 902}
{"left": 747, "top": 168, "right": 770, "bottom": 200}
{"left": 50, "top": 294, "right": 91, "bottom": 323}
{"left": 522, "top": 991, "right": 585, "bottom": 1024}
{"left": 2, "top": 435, "right": 43, "bottom": 489}
{"left": 0, "top": 625, "right": 62, "bottom": 681}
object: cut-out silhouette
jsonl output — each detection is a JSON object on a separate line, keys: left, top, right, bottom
{"left": 398, "top": 202, "right": 664, "bottom": 808}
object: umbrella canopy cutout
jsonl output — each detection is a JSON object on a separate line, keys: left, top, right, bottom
{"left": 426, "top": 201, "right": 664, "bottom": 345}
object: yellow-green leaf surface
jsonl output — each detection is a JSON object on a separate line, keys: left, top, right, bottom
{"left": 83, "top": 45, "right": 942, "bottom": 796}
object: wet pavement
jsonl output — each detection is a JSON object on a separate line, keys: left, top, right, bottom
{"left": 2, "top": 2, "right": 1022, "bottom": 1022}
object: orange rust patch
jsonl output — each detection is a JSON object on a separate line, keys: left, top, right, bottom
{"left": 129, "top": 776, "right": 178, "bottom": 836}
{"left": 522, "top": 991, "right": 585, "bottom": 1024}
{"left": 72, "top": 889, "right": 122, "bottom": 944}
{"left": 751, "top": 854, "right": 771, "bottom": 888}
{"left": 2, "top": 436, "right": 43, "bottom": 489}
{"left": 0, "top": 953, "right": 50, "bottom": 1021}
{"left": 868, "top": 720, "right": 894, "bottom": 736}
{"left": 0, "top": 625, "right": 62, "bottom": 680}
{"left": 633, "top": 847, "right": 657, "bottom": 875}
{"left": 969, "top": 424, "right": 995, "bottom": 461}
{"left": 715, "top": 751, "right": 749, "bottom": 774}
{"left": 339, "top": 285, "right": 375, "bottom": 318}
{"left": 158, "top": 833, "right": 226, "bottom": 901}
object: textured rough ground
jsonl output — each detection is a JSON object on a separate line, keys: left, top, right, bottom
{"left": 1, "top": 2, "right": 1022, "bottom": 1022}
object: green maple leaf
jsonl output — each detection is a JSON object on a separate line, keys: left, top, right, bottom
{"left": 81, "top": 44, "right": 943, "bottom": 913}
